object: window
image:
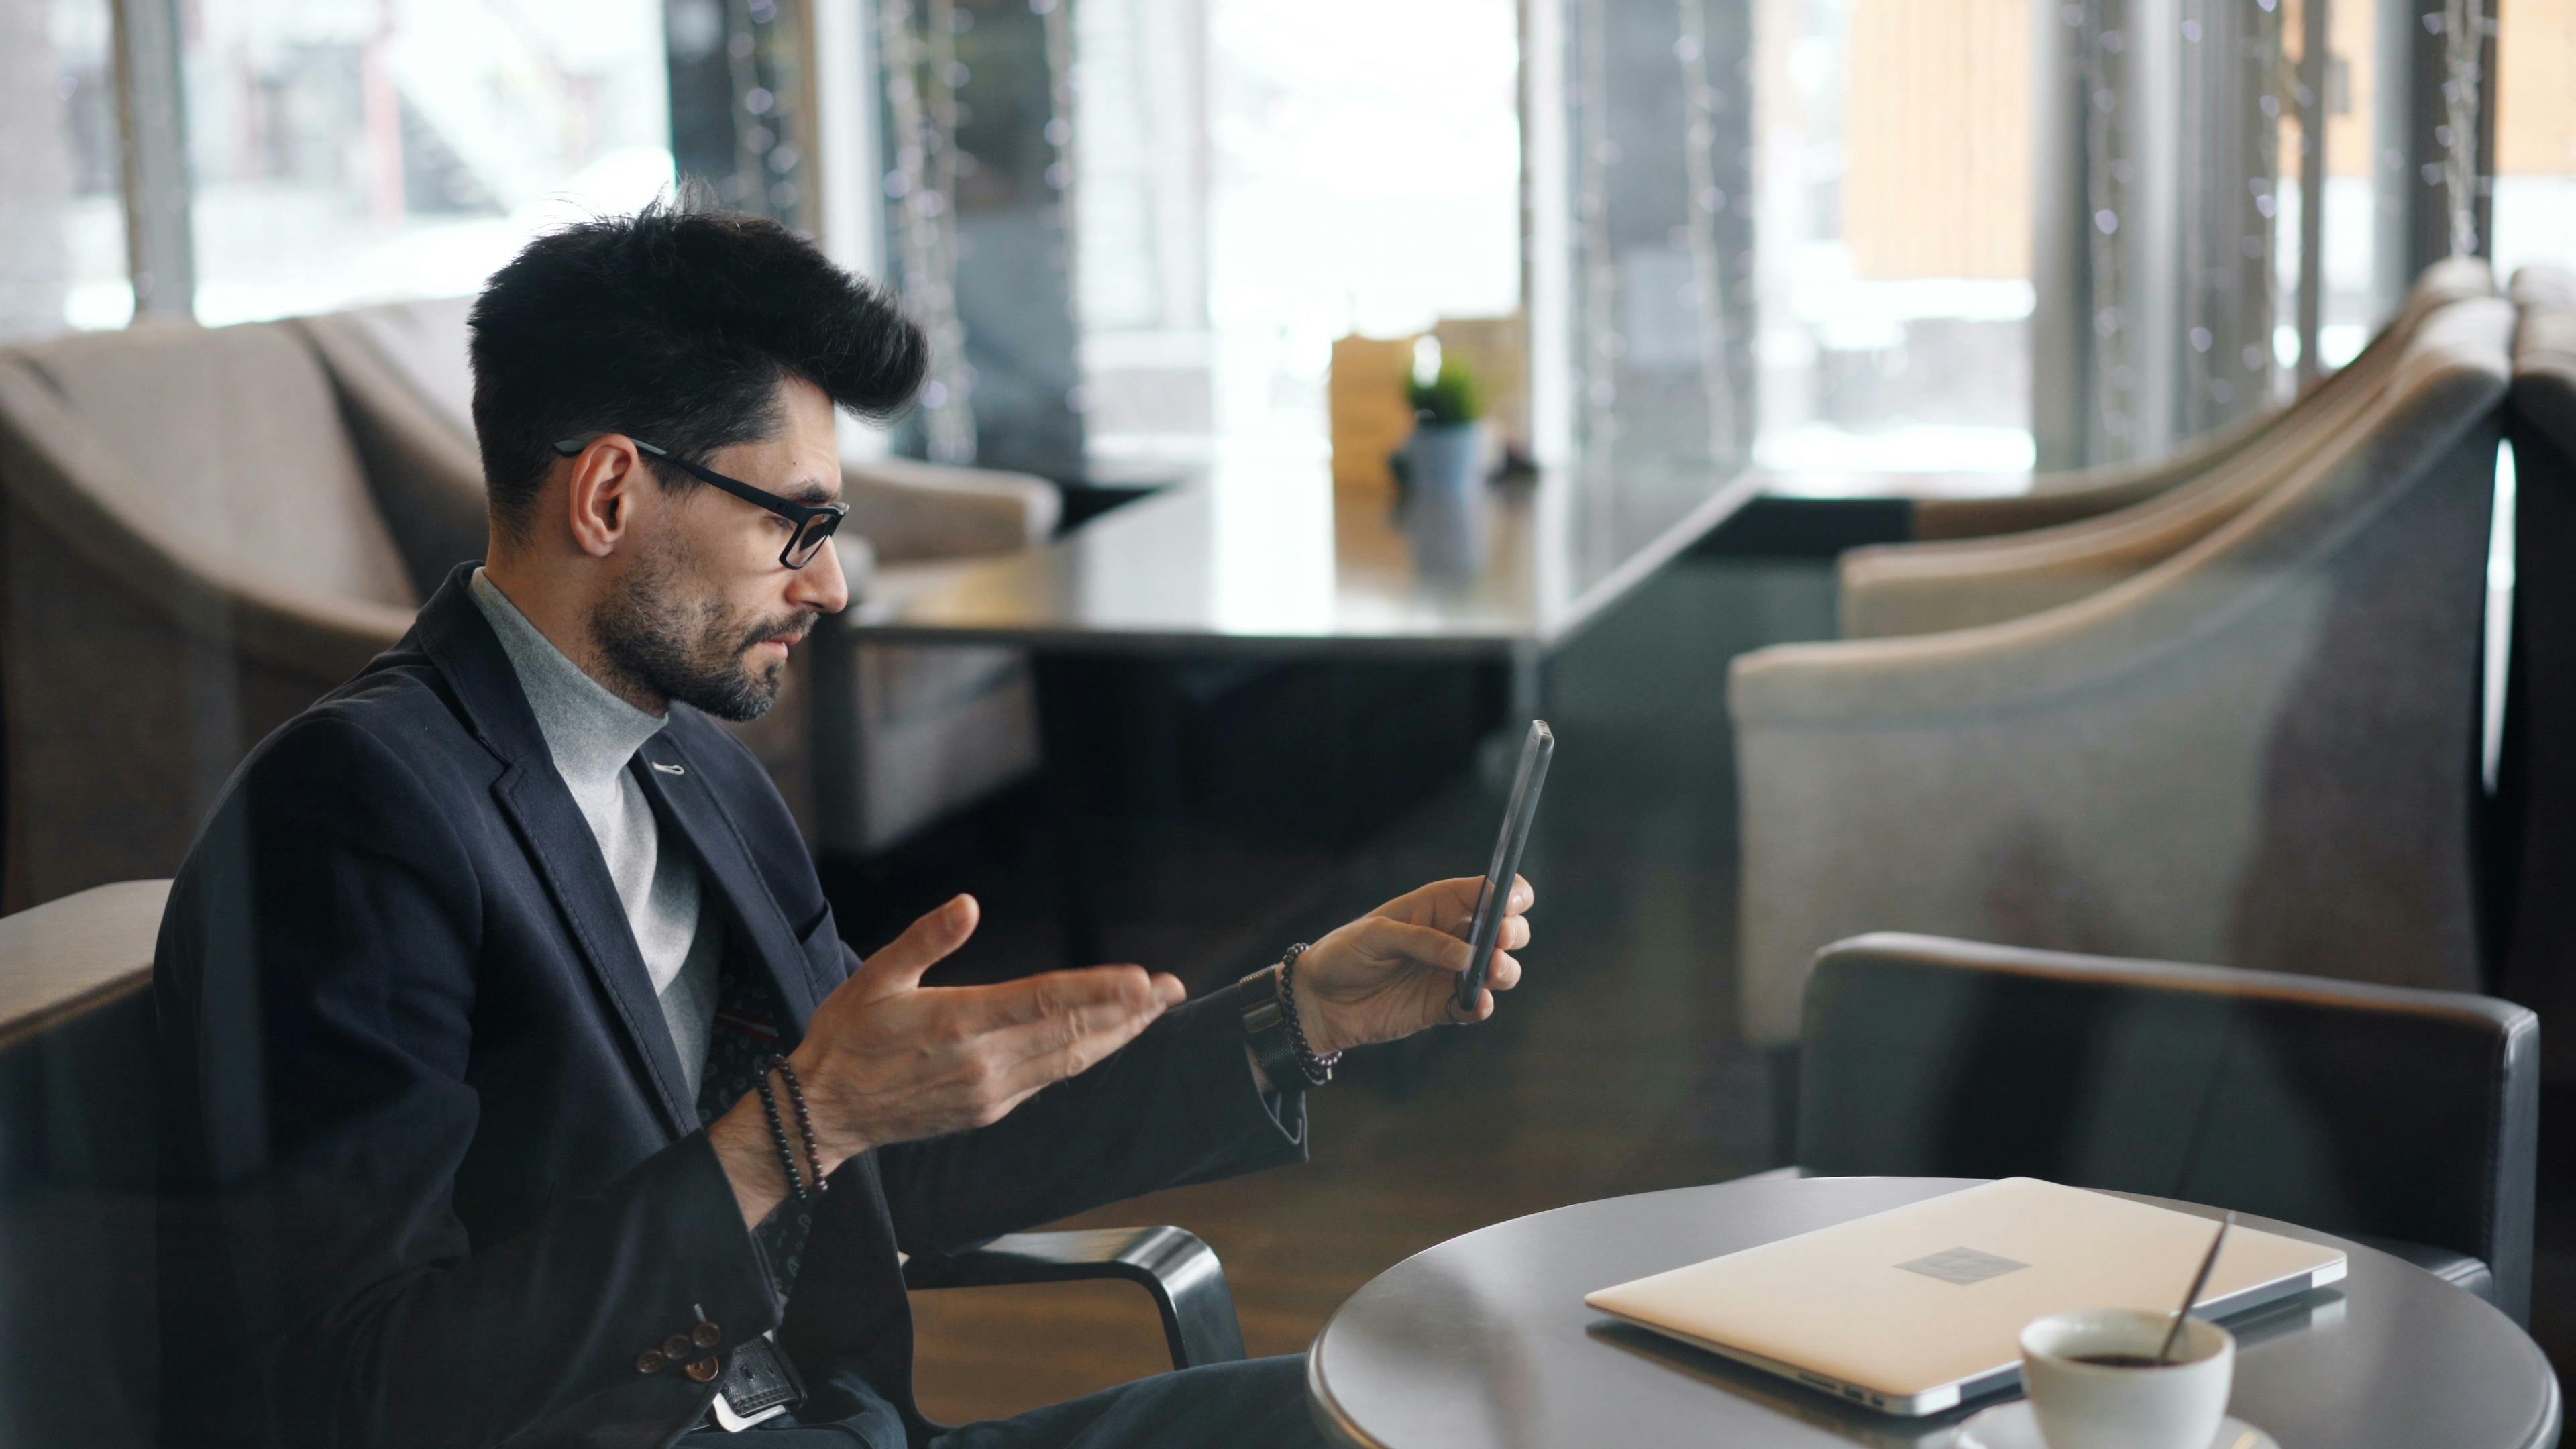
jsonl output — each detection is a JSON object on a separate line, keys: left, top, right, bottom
{"left": 1752, "top": 0, "right": 2036, "bottom": 479}
{"left": 2491, "top": 0, "right": 2576, "bottom": 281}
{"left": 180, "top": 0, "right": 676, "bottom": 325}
{"left": 1201, "top": 0, "right": 1521, "bottom": 453}
{"left": 0, "top": 0, "right": 129, "bottom": 342}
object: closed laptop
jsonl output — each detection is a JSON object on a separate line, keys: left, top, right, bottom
{"left": 1585, "top": 1177, "right": 2346, "bottom": 1415}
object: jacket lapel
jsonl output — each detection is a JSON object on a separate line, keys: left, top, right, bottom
{"left": 631, "top": 731, "right": 818, "bottom": 1044}
{"left": 409, "top": 565, "right": 703, "bottom": 1138}
{"left": 496, "top": 765, "right": 704, "bottom": 1136}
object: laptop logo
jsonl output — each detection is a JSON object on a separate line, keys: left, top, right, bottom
{"left": 1895, "top": 1246, "right": 2031, "bottom": 1286}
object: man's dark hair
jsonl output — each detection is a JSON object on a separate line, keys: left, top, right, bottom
{"left": 468, "top": 190, "right": 926, "bottom": 536}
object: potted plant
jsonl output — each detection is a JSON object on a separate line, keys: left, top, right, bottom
{"left": 1400, "top": 352, "right": 1489, "bottom": 501}
{"left": 1399, "top": 347, "right": 1491, "bottom": 579}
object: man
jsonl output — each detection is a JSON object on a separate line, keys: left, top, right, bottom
{"left": 151, "top": 197, "right": 1534, "bottom": 1449}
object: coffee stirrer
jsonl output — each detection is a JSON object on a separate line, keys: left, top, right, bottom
{"left": 2157, "top": 1212, "right": 2236, "bottom": 1365}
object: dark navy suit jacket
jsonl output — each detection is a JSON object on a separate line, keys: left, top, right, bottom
{"left": 152, "top": 564, "right": 1306, "bottom": 1449}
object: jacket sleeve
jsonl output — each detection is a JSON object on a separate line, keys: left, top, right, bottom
{"left": 871, "top": 959, "right": 1311, "bottom": 1254}
{"left": 154, "top": 712, "right": 780, "bottom": 1449}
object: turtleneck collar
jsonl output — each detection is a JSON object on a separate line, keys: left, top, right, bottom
{"left": 466, "top": 567, "right": 667, "bottom": 792}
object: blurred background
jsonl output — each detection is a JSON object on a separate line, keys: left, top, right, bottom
{"left": 13, "top": 0, "right": 2565, "bottom": 476}
{"left": 2, "top": 0, "right": 2573, "bottom": 1434}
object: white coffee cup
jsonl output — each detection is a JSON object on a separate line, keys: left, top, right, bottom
{"left": 2019, "top": 1308, "right": 2235, "bottom": 1449}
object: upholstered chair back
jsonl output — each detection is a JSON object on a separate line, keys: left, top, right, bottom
{"left": 1800, "top": 934, "right": 2538, "bottom": 1324}
{"left": 1845, "top": 258, "right": 2498, "bottom": 637}
{"left": 2499, "top": 265, "right": 2576, "bottom": 1083}
{"left": 0, "top": 325, "right": 417, "bottom": 908}
{"left": 292, "top": 298, "right": 489, "bottom": 598}
{"left": 3, "top": 323, "right": 417, "bottom": 614}
{"left": 1730, "top": 297, "right": 2516, "bottom": 1046}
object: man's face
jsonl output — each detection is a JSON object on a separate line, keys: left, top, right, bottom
{"left": 593, "top": 376, "right": 849, "bottom": 721}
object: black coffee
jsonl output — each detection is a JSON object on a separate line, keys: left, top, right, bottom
{"left": 2069, "top": 1354, "right": 2166, "bottom": 1368}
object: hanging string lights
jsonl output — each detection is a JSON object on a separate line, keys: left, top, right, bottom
{"left": 1674, "top": 0, "right": 1739, "bottom": 464}
{"left": 877, "top": 0, "right": 977, "bottom": 462}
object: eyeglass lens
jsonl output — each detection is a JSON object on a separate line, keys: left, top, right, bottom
{"left": 788, "top": 512, "right": 840, "bottom": 568}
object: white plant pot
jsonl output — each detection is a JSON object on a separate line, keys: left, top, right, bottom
{"left": 1402, "top": 421, "right": 1491, "bottom": 580}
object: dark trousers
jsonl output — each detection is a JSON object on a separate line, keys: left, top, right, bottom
{"left": 677, "top": 1355, "right": 1326, "bottom": 1449}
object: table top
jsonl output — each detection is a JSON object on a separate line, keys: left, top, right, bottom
{"left": 848, "top": 448, "right": 1762, "bottom": 655}
{"left": 1305, "top": 1175, "right": 2561, "bottom": 1449}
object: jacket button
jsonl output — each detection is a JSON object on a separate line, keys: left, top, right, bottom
{"left": 692, "top": 1321, "right": 722, "bottom": 1348}
{"left": 635, "top": 1349, "right": 666, "bottom": 1375}
{"left": 684, "top": 1356, "right": 721, "bottom": 1383}
{"left": 663, "top": 1334, "right": 694, "bottom": 1360}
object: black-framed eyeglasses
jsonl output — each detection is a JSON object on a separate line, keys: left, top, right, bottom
{"left": 552, "top": 436, "right": 847, "bottom": 570}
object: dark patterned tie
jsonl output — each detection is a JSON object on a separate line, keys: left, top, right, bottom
{"left": 693, "top": 936, "right": 814, "bottom": 1300}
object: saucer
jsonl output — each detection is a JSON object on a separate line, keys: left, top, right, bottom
{"left": 1952, "top": 1401, "right": 2279, "bottom": 1449}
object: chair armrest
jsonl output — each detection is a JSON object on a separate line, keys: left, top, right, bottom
{"left": 1907, "top": 409, "right": 2274, "bottom": 541}
{"left": 902, "top": 1226, "right": 1247, "bottom": 1369}
{"left": 841, "top": 455, "right": 1062, "bottom": 564}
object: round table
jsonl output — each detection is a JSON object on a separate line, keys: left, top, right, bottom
{"left": 1306, "top": 1176, "right": 2561, "bottom": 1448}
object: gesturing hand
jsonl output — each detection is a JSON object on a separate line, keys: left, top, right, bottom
{"left": 1289, "top": 875, "right": 1536, "bottom": 1057}
{"left": 783, "top": 894, "right": 1184, "bottom": 1171}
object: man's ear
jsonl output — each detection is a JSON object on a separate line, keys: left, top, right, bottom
{"left": 563, "top": 439, "right": 642, "bottom": 559}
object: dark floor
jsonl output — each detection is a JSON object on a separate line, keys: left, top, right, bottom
{"left": 819, "top": 550, "right": 2576, "bottom": 1427}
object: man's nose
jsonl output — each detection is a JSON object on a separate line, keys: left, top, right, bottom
{"left": 791, "top": 532, "right": 853, "bottom": 615}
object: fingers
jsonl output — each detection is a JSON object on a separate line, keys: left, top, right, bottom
{"left": 1385, "top": 874, "right": 1540, "bottom": 937}
{"left": 857, "top": 894, "right": 980, "bottom": 996}
{"left": 949, "top": 963, "right": 1169, "bottom": 1032}
{"left": 985, "top": 985, "right": 1173, "bottom": 1099}
{"left": 1360, "top": 917, "right": 1529, "bottom": 979}
{"left": 1362, "top": 918, "right": 1475, "bottom": 975}
{"left": 1448, "top": 987, "right": 1495, "bottom": 1024}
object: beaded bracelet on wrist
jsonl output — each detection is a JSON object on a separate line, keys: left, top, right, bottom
{"left": 1277, "top": 943, "right": 1341, "bottom": 1086}
{"left": 755, "top": 1071, "right": 810, "bottom": 1203}
{"left": 766, "top": 1055, "right": 829, "bottom": 1197}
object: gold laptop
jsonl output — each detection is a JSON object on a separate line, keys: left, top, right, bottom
{"left": 1585, "top": 1177, "right": 2347, "bottom": 1416}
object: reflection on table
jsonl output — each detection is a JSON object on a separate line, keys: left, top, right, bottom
{"left": 849, "top": 445, "right": 1761, "bottom": 655}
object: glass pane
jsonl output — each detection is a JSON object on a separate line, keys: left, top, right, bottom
{"left": 877, "top": 0, "right": 1089, "bottom": 475}
{"left": 180, "top": 0, "right": 677, "bottom": 325}
{"left": 2309, "top": 0, "right": 2384, "bottom": 370}
{"left": 1752, "top": 0, "right": 2035, "bottom": 480}
{"left": 2491, "top": 0, "right": 2576, "bottom": 280}
{"left": 1544, "top": 0, "right": 1758, "bottom": 476}
{"left": 1203, "top": 0, "right": 1521, "bottom": 455}
{"left": 0, "top": 0, "right": 129, "bottom": 342}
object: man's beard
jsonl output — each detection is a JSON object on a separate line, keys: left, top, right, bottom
{"left": 594, "top": 536, "right": 812, "bottom": 722}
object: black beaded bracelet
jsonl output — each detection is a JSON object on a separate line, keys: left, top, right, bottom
{"left": 1277, "top": 943, "right": 1341, "bottom": 1086}
{"left": 754, "top": 1070, "right": 811, "bottom": 1203}
{"left": 766, "top": 1055, "right": 830, "bottom": 1197}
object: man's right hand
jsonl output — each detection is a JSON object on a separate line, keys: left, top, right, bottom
{"left": 710, "top": 894, "right": 1184, "bottom": 1228}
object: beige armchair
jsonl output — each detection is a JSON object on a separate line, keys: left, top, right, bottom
{"left": 1727, "top": 295, "right": 2514, "bottom": 1049}
{"left": 1845, "top": 261, "right": 2498, "bottom": 637}
{"left": 299, "top": 297, "right": 1055, "bottom": 856}
{"left": 2498, "top": 264, "right": 2576, "bottom": 1082}
{"left": 1899, "top": 258, "right": 2495, "bottom": 545}
{"left": 0, "top": 323, "right": 421, "bottom": 910}
{"left": 290, "top": 298, "right": 490, "bottom": 597}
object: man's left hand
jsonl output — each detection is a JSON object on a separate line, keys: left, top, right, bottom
{"left": 1290, "top": 875, "right": 1536, "bottom": 1057}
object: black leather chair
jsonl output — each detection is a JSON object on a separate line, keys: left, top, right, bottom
{"left": 1794, "top": 932, "right": 2540, "bottom": 1326}
{"left": 2498, "top": 264, "right": 2576, "bottom": 1087}
{"left": 0, "top": 881, "right": 1242, "bottom": 1449}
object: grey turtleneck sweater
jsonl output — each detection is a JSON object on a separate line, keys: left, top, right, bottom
{"left": 469, "top": 568, "right": 723, "bottom": 1097}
